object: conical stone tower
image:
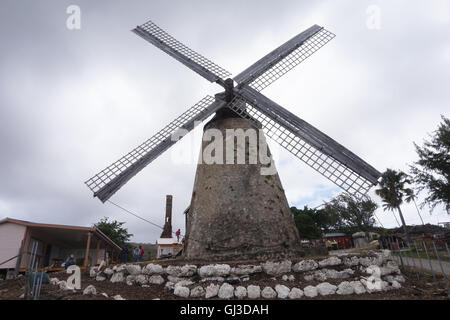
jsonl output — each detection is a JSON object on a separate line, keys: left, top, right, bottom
{"left": 183, "top": 109, "right": 304, "bottom": 261}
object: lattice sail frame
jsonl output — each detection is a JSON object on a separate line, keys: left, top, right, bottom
{"left": 85, "top": 96, "right": 223, "bottom": 200}
{"left": 134, "top": 20, "right": 232, "bottom": 82}
{"left": 227, "top": 98, "right": 375, "bottom": 197}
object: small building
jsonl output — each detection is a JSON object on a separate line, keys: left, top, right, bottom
{"left": 0, "top": 217, "right": 121, "bottom": 272}
{"left": 352, "top": 231, "right": 380, "bottom": 248}
{"left": 156, "top": 195, "right": 182, "bottom": 259}
{"left": 323, "top": 233, "right": 352, "bottom": 249}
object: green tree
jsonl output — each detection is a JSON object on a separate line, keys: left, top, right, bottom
{"left": 375, "top": 169, "right": 415, "bottom": 244}
{"left": 410, "top": 116, "right": 450, "bottom": 214}
{"left": 93, "top": 217, "right": 133, "bottom": 248}
{"left": 322, "top": 194, "right": 378, "bottom": 235}
{"left": 290, "top": 206, "right": 332, "bottom": 239}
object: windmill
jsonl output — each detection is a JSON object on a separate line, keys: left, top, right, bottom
{"left": 85, "top": 18, "right": 381, "bottom": 260}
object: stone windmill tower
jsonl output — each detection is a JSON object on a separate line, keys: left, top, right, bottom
{"left": 85, "top": 19, "right": 381, "bottom": 261}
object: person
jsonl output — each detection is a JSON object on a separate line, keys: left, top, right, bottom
{"left": 62, "top": 254, "right": 76, "bottom": 269}
{"left": 139, "top": 245, "right": 144, "bottom": 262}
{"left": 133, "top": 247, "right": 140, "bottom": 262}
{"left": 176, "top": 229, "right": 181, "bottom": 242}
{"left": 121, "top": 246, "right": 129, "bottom": 263}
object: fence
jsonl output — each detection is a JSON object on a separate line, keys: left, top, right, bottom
{"left": 383, "top": 239, "right": 449, "bottom": 296}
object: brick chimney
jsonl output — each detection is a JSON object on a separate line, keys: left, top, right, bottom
{"left": 160, "top": 195, "right": 173, "bottom": 238}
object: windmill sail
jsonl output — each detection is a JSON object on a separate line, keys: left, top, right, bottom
{"left": 85, "top": 96, "right": 227, "bottom": 202}
{"left": 229, "top": 87, "right": 381, "bottom": 197}
{"left": 234, "top": 25, "right": 335, "bottom": 92}
{"left": 133, "top": 20, "right": 232, "bottom": 83}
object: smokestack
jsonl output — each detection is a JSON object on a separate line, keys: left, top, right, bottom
{"left": 160, "top": 195, "right": 173, "bottom": 238}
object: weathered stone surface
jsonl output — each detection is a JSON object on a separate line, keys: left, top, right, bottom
{"left": 275, "top": 284, "right": 290, "bottom": 299}
{"left": 391, "top": 281, "right": 402, "bottom": 289}
{"left": 174, "top": 286, "right": 190, "bottom": 298}
{"left": 126, "top": 275, "right": 135, "bottom": 286}
{"left": 96, "top": 275, "right": 106, "bottom": 282}
{"left": 318, "top": 257, "right": 342, "bottom": 268}
{"left": 113, "top": 294, "right": 126, "bottom": 300}
{"left": 103, "top": 268, "right": 114, "bottom": 276}
{"left": 343, "top": 256, "right": 360, "bottom": 267}
{"left": 168, "top": 275, "right": 188, "bottom": 283}
{"left": 303, "top": 285, "right": 318, "bottom": 298}
{"left": 316, "top": 282, "right": 337, "bottom": 296}
{"left": 89, "top": 267, "right": 97, "bottom": 278}
{"left": 50, "top": 278, "right": 59, "bottom": 285}
{"left": 175, "top": 280, "right": 195, "bottom": 288}
{"left": 359, "top": 256, "right": 382, "bottom": 267}
{"left": 293, "top": 260, "right": 318, "bottom": 272}
{"left": 198, "top": 264, "right": 231, "bottom": 278}
{"left": 110, "top": 272, "right": 125, "bottom": 283}
{"left": 205, "top": 283, "right": 220, "bottom": 299}
{"left": 165, "top": 282, "right": 175, "bottom": 291}
{"left": 350, "top": 281, "right": 366, "bottom": 295}
{"left": 247, "top": 285, "right": 261, "bottom": 299}
{"left": 183, "top": 117, "right": 303, "bottom": 261}
{"left": 288, "top": 288, "right": 303, "bottom": 299}
{"left": 83, "top": 285, "right": 97, "bottom": 295}
{"left": 143, "top": 264, "right": 164, "bottom": 275}
{"left": 190, "top": 286, "right": 205, "bottom": 298}
{"left": 166, "top": 265, "right": 197, "bottom": 277}
{"left": 234, "top": 286, "right": 247, "bottom": 299}
{"left": 125, "top": 264, "right": 141, "bottom": 275}
{"left": 135, "top": 275, "right": 148, "bottom": 285}
{"left": 230, "top": 265, "right": 262, "bottom": 276}
{"left": 148, "top": 275, "right": 165, "bottom": 285}
{"left": 218, "top": 283, "right": 234, "bottom": 299}
{"left": 336, "top": 281, "right": 354, "bottom": 295}
{"left": 261, "top": 287, "right": 277, "bottom": 299}
{"left": 261, "top": 260, "right": 292, "bottom": 276}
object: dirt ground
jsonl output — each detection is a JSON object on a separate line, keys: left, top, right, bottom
{"left": 0, "top": 265, "right": 448, "bottom": 300}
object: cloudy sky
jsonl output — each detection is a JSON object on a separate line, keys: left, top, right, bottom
{"left": 0, "top": 0, "right": 449, "bottom": 243}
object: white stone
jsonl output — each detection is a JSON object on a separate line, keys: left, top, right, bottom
{"left": 318, "top": 256, "right": 342, "bottom": 268}
{"left": 282, "top": 275, "right": 288, "bottom": 281}
{"left": 190, "top": 286, "right": 205, "bottom": 298}
{"left": 336, "top": 281, "right": 354, "bottom": 295}
{"left": 125, "top": 264, "right": 141, "bottom": 275}
{"left": 247, "top": 285, "right": 261, "bottom": 299}
{"left": 166, "top": 265, "right": 197, "bottom": 277}
{"left": 174, "top": 286, "right": 190, "bottom": 298}
{"left": 218, "top": 283, "right": 234, "bottom": 299}
{"left": 165, "top": 282, "right": 175, "bottom": 291}
{"left": 148, "top": 275, "right": 165, "bottom": 285}
{"left": 96, "top": 275, "right": 106, "bottom": 282}
{"left": 110, "top": 272, "right": 125, "bottom": 283}
{"left": 101, "top": 292, "right": 108, "bottom": 298}
{"left": 58, "top": 281, "right": 68, "bottom": 290}
{"left": 230, "top": 265, "right": 262, "bottom": 276}
{"left": 126, "top": 275, "right": 135, "bottom": 286}
{"left": 135, "top": 274, "right": 148, "bottom": 285}
{"left": 350, "top": 281, "right": 367, "bottom": 295}
{"left": 391, "top": 281, "right": 402, "bottom": 289}
{"left": 304, "top": 274, "right": 315, "bottom": 282}
{"left": 288, "top": 275, "right": 295, "bottom": 282}
{"left": 343, "top": 256, "right": 360, "bottom": 267}
{"left": 143, "top": 264, "right": 164, "bottom": 275}
{"left": 303, "top": 285, "right": 318, "bottom": 298}
{"left": 316, "top": 282, "right": 337, "bottom": 296}
{"left": 205, "top": 283, "right": 220, "bottom": 299}
{"left": 175, "top": 280, "right": 195, "bottom": 288}
{"left": 292, "top": 260, "right": 318, "bottom": 272}
{"left": 83, "top": 285, "right": 97, "bottom": 295}
{"left": 89, "top": 267, "right": 97, "bottom": 278}
{"left": 199, "top": 264, "right": 231, "bottom": 278}
{"left": 261, "top": 260, "right": 292, "bottom": 276}
{"left": 261, "top": 286, "right": 277, "bottom": 299}
{"left": 288, "top": 288, "right": 304, "bottom": 299}
{"left": 113, "top": 294, "right": 126, "bottom": 300}
{"left": 50, "top": 278, "right": 59, "bottom": 285}
{"left": 103, "top": 268, "right": 114, "bottom": 276}
{"left": 359, "top": 256, "right": 382, "bottom": 267}
{"left": 275, "top": 284, "right": 290, "bottom": 299}
{"left": 234, "top": 286, "right": 247, "bottom": 299}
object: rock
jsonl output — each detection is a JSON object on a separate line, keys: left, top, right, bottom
{"left": 115, "top": 265, "right": 126, "bottom": 273}
{"left": 111, "top": 272, "right": 125, "bottom": 283}
{"left": 316, "top": 282, "right": 337, "bottom": 296}
{"left": 199, "top": 264, "right": 231, "bottom": 278}
{"left": 226, "top": 275, "right": 241, "bottom": 284}
{"left": 101, "top": 292, "right": 108, "bottom": 298}
{"left": 103, "top": 268, "right": 114, "bottom": 276}
{"left": 361, "top": 277, "right": 387, "bottom": 293}
{"left": 142, "top": 285, "right": 149, "bottom": 288}
{"left": 261, "top": 260, "right": 292, "bottom": 276}
{"left": 19, "top": 293, "right": 24, "bottom": 299}
{"left": 113, "top": 294, "right": 126, "bottom": 300}
{"left": 231, "top": 265, "right": 262, "bottom": 276}
{"left": 350, "top": 281, "right": 366, "bottom": 295}
{"left": 304, "top": 274, "right": 315, "bottom": 282}
{"left": 343, "top": 256, "right": 360, "bottom": 267}
{"left": 275, "top": 284, "right": 290, "bottom": 299}
{"left": 83, "top": 285, "right": 97, "bottom": 295}
{"left": 311, "top": 270, "right": 327, "bottom": 282}
{"left": 391, "top": 281, "right": 402, "bottom": 289}
{"left": 336, "top": 281, "right": 354, "bottom": 295}
{"left": 234, "top": 286, "right": 247, "bottom": 299}
{"left": 165, "top": 282, "right": 175, "bottom": 290}
{"left": 322, "top": 268, "right": 353, "bottom": 280}
{"left": 261, "top": 287, "right": 277, "bottom": 299}
{"left": 359, "top": 256, "right": 382, "bottom": 267}
{"left": 200, "top": 277, "right": 225, "bottom": 283}
{"left": 89, "top": 267, "right": 97, "bottom": 278}
{"left": 205, "top": 283, "right": 220, "bottom": 299}
{"left": 190, "top": 286, "right": 205, "bottom": 298}
{"left": 166, "top": 265, "right": 197, "bottom": 277}
{"left": 282, "top": 275, "right": 288, "bottom": 281}
{"left": 58, "top": 281, "right": 68, "bottom": 290}
{"left": 175, "top": 280, "right": 195, "bottom": 288}
{"left": 318, "top": 257, "right": 342, "bottom": 268}
{"left": 125, "top": 264, "right": 141, "bottom": 275}
{"left": 135, "top": 274, "right": 148, "bottom": 285}
{"left": 303, "top": 285, "right": 318, "bottom": 298}
{"left": 126, "top": 275, "right": 135, "bottom": 286}
{"left": 247, "top": 285, "right": 261, "bottom": 299}
{"left": 149, "top": 275, "right": 165, "bottom": 285}
{"left": 50, "top": 278, "right": 59, "bottom": 285}
{"left": 218, "top": 283, "right": 234, "bottom": 299}
{"left": 143, "top": 264, "right": 164, "bottom": 275}
{"left": 174, "top": 286, "right": 190, "bottom": 298}
{"left": 292, "top": 260, "right": 318, "bottom": 272}
{"left": 288, "top": 288, "right": 303, "bottom": 299}
{"left": 96, "top": 275, "right": 106, "bottom": 282}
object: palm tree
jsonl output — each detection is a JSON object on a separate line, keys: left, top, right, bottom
{"left": 375, "top": 169, "right": 415, "bottom": 245}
